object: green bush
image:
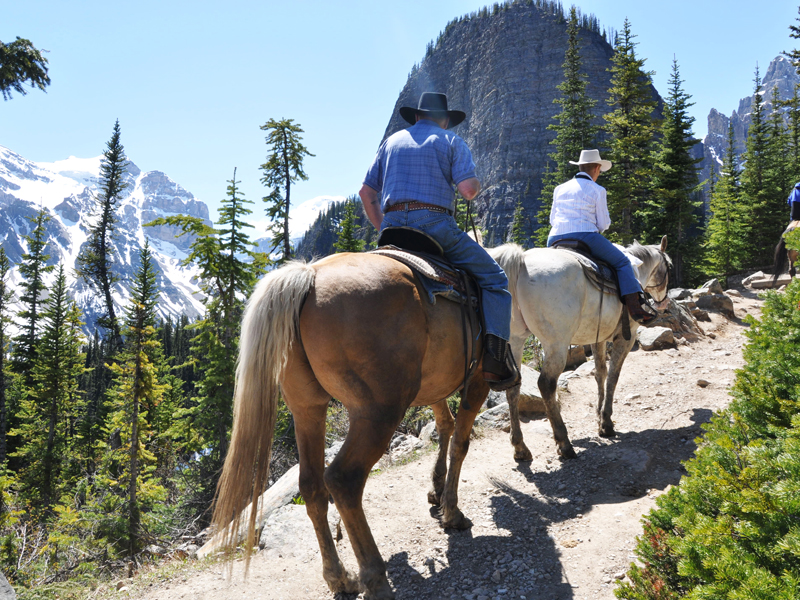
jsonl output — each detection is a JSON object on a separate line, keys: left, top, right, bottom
{"left": 616, "top": 280, "right": 800, "bottom": 600}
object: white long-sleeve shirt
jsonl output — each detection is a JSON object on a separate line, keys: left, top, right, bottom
{"left": 548, "top": 172, "right": 611, "bottom": 237}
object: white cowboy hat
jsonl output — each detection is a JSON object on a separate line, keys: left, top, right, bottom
{"left": 569, "top": 149, "right": 612, "bottom": 172}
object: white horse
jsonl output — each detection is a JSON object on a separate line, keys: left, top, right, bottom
{"left": 489, "top": 237, "right": 670, "bottom": 460}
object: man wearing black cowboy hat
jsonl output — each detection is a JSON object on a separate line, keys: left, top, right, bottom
{"left": 359, "top": 92, "right": 520, "bottom": 391}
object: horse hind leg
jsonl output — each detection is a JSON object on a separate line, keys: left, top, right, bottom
{"left": 538, "top": 347, "right": 576, "bottom": 459}
{"left": 282, "top": 354, "right": 359, "bottom": 595}
{"left": 324, "top": 411, "right": 403, "bottom": 600}
{"left": 591, "top": 341, "right": 612, "bottom": 437}
{"left": 427, "top": 399, "right": 455, "bottom": 506}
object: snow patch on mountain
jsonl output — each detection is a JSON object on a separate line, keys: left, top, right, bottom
{"left": 0, "top": 144, "right": 209, "bottom": 332}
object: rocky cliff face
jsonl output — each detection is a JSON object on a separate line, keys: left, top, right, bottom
{"left": 380, "top": 1, "right": 660, "bottom": 243}
{"left": 0, "top": 145, "right": 210, "bottom": 332}
{"left": 701, "top": 55, "right": 800, "bottom": 208}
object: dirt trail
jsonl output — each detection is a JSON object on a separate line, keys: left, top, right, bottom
{"left": 115, "top": 289, "right": 761, "bottom": 600}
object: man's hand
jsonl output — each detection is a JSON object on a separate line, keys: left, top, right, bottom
{"left": 359, "top": 184, "right": 383, "bottom": 230}
{"left": 457, "top": 177, "right": 481, "bottom": 201}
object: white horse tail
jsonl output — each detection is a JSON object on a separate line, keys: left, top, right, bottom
{"left": 212, "top": 261, "right": 316, "bottom": 569}
{"left": 489, "top": 243, "right": 526, "bottom": 303}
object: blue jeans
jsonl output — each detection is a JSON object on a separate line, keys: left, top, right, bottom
{"left": 547, "top": 231, "right": 642, "bottom": 296}
{"left": 381, "top": 209, "right": 511, "bottom": 340}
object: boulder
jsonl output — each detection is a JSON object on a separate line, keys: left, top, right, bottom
{"left": 646, "top": 298, "right": 705, "bottom": 342}
{"left": 637, "top": 326, "right": 676, "bottom": 351}
{"left": 751, "top": 273, "right": 792, "bottom": 289}
{"left": 419, "top": 421, "right": 438, "bottom": 445}
{"left": 0, "top": 572, "right": 14, "bottom": 600}
{"left": 668, "top": 288, "right": 693, "bottom": 300}
{"left": 695, "top": 293, "right": 735, "bottom": 318}
{"left": 697, "top": 279, "right": 724, "bottom": 295}
{"left": 259, "top": 503, "right": 341, "bottom": 560}
{"left": 517, "top": 365, "right": 545, "bottom": 413}
{"left": 565, "top": 345, "right": 587, "bottom": 370}
{"left": 475, "top": 402, "right": 510, "bottom": 428}
{"left": 742, "top": 271, "right": 766, "bottom": 286}
{"left": 197, "top": 463, "right": 300, "bottom": 558}
{"left": 389, "top": 434, "right": 424, "bottom": 461}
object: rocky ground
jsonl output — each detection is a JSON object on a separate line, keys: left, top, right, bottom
{"left": 99, "top": 286, "right": 764, "bottom": 600}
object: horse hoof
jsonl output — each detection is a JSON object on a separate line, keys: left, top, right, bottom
{"left": 325, "top": 568, "right": 360, "bottom": 594}
{"left": 599, "top": 426, "right": 616, "bottom": 438}
{"left": 557, "top": 445, "right": 577, "bottom": 460}
{"left": 514, "top": 446, "right": 533, "bottom": 462}
{"left": 427, "top": 490, "right": 441, "bottom": 505}
{"left": 442, "top": 511, "right": 473, "bottom": 530}
{"left": 363, "top": 580, "right": 395, "bottom": 600}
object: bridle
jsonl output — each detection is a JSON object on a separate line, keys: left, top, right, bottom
{"left": 643, "top": 252, "right": 670, "bottom": 301}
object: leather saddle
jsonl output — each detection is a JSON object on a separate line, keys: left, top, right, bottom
{"left": 372, "top": 227, "right": 476, "bottom": 300}
{"left": 551, "top": 238, "right": 622, "bottom": 300}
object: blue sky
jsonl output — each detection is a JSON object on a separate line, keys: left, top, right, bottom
{"left": 3, "top": 0, "right": 798, "bottom": 224}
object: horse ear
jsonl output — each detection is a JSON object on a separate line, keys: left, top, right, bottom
{"left": 660, "top": 236, "right": 668, "bottom": 252}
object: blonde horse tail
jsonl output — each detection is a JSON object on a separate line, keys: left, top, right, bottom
{"left": 489, "top": 243, "right": 526, "bottom": 305}
{"left": 211, "top": 261, "right": 316, "bottom": 572}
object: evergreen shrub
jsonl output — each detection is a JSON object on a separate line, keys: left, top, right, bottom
{"left": 616, "top": 279, "right": 800, "bottom": 600}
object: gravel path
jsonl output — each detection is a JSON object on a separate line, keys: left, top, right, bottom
{"left": 116, "top": 289, "right": 761, "bottom": 600}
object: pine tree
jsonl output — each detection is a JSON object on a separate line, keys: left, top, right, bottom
{"left": 334, "top": 200, "right": 365, "bottom": 253}
{"left": 0, "top": 37, "right": 50, "bottom": 101}
{"left": 76, "top": 119, "right": 129, "bottom": 351}
{"left": 13, "top": 208, "right": 54, "bottom": 383}
{"left": 145, "top": 172, "right": 267, "bottom": 504}
{"left": 99, "top": 243, "right": 166, "bottom": 556}
{"left": 704, "top": 123, "right": 748, "bottom": 285}
{"left": 535, "top": 6, "right": 599, "bottom": 247}
{"left": 12, "top": 265, "right": 85, "bottom": 510}
{"left": 260, "top": 118, "right": 314, "bottom": 263}
{"left": 643, "top": 58, "right": 703, "bottom": 286}
{"left": 784, "top": 7, "right": 800, "bottom": 74}
{"left": 778, "top": 83, "right": 800, "bottom": 184}
{"left": 0, "top": 249, "right": 14, "bottom": 465}
{"left": 740, "top": 67, "right": 787, "bottom": 267}
{"left": 509, "top": 200, "right": 533, "bottom": 248}
{"left": 602, "top": 18, "right": 658, "bottom": 244}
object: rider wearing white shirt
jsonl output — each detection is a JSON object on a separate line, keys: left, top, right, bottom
{"left": 546, "top": 149, "right": 656, "bottom": 325}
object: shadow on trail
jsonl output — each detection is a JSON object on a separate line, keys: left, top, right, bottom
{"left": 351, "top": 408, "right": 715, "bottom": 600}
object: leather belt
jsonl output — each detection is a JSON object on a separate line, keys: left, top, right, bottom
{"left": 385, "top": 201, "right": 453, "bottom": 216}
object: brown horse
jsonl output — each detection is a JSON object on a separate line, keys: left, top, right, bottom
{"left": 772, "top": 220, "right": 799, "bottom": 286}
{"left": 211, "top": 252, "right": 489, "bottom": 600}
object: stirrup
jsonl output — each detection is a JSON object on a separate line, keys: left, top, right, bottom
{"left": 482, "top": 335, "right": 521, "bottom": 392}
{"left": 627, "top": 292, "right": 658, "bottom": 325}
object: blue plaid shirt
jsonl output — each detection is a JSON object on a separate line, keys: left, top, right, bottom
{"left": 363, "top": 119, "right": 477, "bottom": 211}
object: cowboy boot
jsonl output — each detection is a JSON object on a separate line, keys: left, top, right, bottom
{"left": 623, "top": 292, "right": 658, "bottom": 325}
{"left": 482, "top": 334, "right": 521, "bottom": 392}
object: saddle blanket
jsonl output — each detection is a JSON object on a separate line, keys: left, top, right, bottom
{"left": 370, "top": 245, "right": 477, "bottom": 306}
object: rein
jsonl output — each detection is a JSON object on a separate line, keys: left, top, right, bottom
{"left": 456, "top": 269, "right": 480, "bottom": 411}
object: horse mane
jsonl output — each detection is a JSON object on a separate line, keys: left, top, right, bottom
{"left": 625, "top": 240, "right": 672, "bottom": 286}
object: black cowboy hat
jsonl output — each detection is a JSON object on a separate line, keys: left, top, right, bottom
{"left": 399, "top": 92, "right": 466, "bottom": 129}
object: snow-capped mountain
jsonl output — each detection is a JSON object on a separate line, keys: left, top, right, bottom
{"left": 0, "top": 144, "right": 210, "bottom": 331}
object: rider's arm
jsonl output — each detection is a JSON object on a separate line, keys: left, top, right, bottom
{"left": 360, "top": 184, "right": 384, "bottom": 230}
{"left": 596, "top": 187, "right": 611, "bottom": 232}
{"left": 457, "top": 177, "right": 481, "bottom": 201}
